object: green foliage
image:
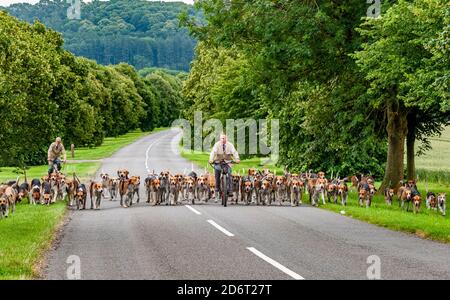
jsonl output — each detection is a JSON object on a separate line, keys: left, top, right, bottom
{"left": 0, "top": 11, "right": 184, "bottom": 167}
{"left": 182, "top": 0, "right": 449, "bottom": 180}
{"left": 3, "top": 0, "right": 199, "bottom": 71}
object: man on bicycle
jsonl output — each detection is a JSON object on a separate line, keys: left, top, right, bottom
{"left": 208, "top": 133, "right": 240, "bottom": 203}
{"left": 47, "top": 137, "right": 67, "bottom": 175}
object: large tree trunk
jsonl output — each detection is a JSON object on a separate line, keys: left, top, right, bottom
{"left": 381, "top": 102, "right": 408, "bottom": 193}
{"left": 406, "top": 112, "right": 416, "bottom": 181}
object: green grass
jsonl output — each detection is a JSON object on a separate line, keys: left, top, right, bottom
{"left": 0, "top": 162, "right": 101, "bottom": 183}
{"left": 73, "top": 128, "right": 166, "bottom": 160}
{"left": 415, "top": 127, "right": 450, "bottom": 171}
{"left": 320, "top": 182, "right": 450, "bottom": 243}
{"left": 0, "top": 201, "right": 66, "bottom": 279}
{"left": 182, "top": 150, "right": 450, "bottom": 243}
{"left": 0, "top": 128, "right": 162, "bottom": 279}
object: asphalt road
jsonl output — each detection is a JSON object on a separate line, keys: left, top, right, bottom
{"left": 44, "top": 129, "right": 450, "bottom": 280}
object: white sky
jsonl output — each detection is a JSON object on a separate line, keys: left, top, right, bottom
{"left": 0, "top": 0, "right": 194, "bottom": 6}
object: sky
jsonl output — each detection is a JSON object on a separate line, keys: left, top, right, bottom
{"left": 0, "top": 0, "right": 194, "bottom": 6}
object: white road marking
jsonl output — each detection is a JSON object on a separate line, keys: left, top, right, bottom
{"left": 246, "top": 247, "right": 304, "bottom": 280}
{"left": 145, "top": 134, "right": 166, "bottom": 173}
{"left": 207, "top": 220, "right": 235, "bottom": 237}
{"left": 185, "top": 205, "right": 202, "bottom": 215}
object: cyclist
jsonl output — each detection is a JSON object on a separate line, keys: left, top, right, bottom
{"left": 208, "top": 133, "right": 240, "bottom": 203}
{"left": 47, "top": 137, "right": 67, "bottom": 175}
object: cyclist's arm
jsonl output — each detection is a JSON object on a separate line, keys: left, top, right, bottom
{"left": 61, "top": 144, "right": 67, "bottom": 162}
{"left": 209, "top": 144, "right": 217, "bottom": 164}
{"left": 229, "top": 143, "right": 240, "bottom": 163}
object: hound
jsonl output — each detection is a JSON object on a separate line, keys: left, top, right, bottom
{"left": 49, "top": 172, "right": 59, "bottom": 203}
{"left": 108, "top": 178, "right": 119, "bottom": 201}
{"left": 259, "top": 178, "right": 272, "bottom": 206}
{"left": 437, "top": 193, "right": 446, "bottom": 216}
{"left": 289, "top": 178, "right": 303, "bottom": 207}
{"left": 412, "top": 194, "right": 422, "bottom": 214}
{"left": 168, "top": 175, "right": 179, "bottom": 206}
{"left": 426, "top": 192, "right": 437, "bottom": 210}
{"left": 208, "top": 173, "right": 216, "bottom": 202}
{"left": 196, "top": 174, "right": 210, "bottom": 203}
{"left": 326, "top": 180, "right": 338, "bottom": 204}
{"left": 42, "top": 181, "right": 52, "bottom": 206}
{"left": 337, "top": 179, "right": 349, "bottom": 206}
{"left": 316, "top": 177, "right": 327, "bottom": 205}
{"left": 64, "top": 177, "right": 77, "bottom": 207}
{"left": 75, "top": 184, "right": 87, "bottom": 210}
{"left": 384, "top": 188, "right": 395, "bottom": 206}
{"left": 100, "top": 173, "right": 110, "bottom": 199}
{"left": 29, "top": 179, "right": 41, "bottom": 205}
{"left": 17, "top": 182, "right": 30, "bottom": 203}
{"left": 125, "top": 176, "right": 140, "bottom": 207}
{"left": 311, "top": 182, "right": 324, "bottom": 207}
{"left": 358, "top": 188, "right": 370, "bottom": 208}
{"left": 90, "top": 181, "right": 103, "bottom": 210}
{"left": 56, "top": 174, "right": 67, "bottom": 201}
{"left": 183, "top": 175, "right": 197, "bottom": 204}
{"left": 231, "top": 174, "right": 241, "bottom": 204}
{"left": 0, "top": 186, "right": 16, "bottom": 218}
{"left": 117, "top": 169, "right": 130, "bottom": 207}
{"left": 274, "top": 175, "right": 288, "bottom": 205}
{"left": 145, "top": 175, "right": 161, "bottom": 205}
{"left": 159, "top": 171, "right": 170, "bottom": 205}
{"left": 240, "top": 176, "right": 253, "bottom": 205}
{"left": 400, "top": 187, "right": 412, "bottom": 211}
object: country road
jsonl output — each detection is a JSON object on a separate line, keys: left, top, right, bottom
{"left": 44, "top": 129, "right": 450, "bottom": 280}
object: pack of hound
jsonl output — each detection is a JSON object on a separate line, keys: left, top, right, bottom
{"left": 0, "top": 168, "right": 447, "bottom": 218}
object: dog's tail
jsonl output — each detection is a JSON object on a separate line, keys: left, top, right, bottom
{"left": 89, "top": 181, "right": 94, "bottom": 201}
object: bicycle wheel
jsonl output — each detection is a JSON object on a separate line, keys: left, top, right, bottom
{"left": 222, "top": 174, "right": 227, "bottom": 207}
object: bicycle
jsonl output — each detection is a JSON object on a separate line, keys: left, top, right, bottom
{"left": 211, "top": 160, "right": 236, "bottom": 207}
{"left": 49, "top": 158, "right": 64, "bottom": 175}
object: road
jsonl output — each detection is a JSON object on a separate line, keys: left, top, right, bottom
{"left": 44, "top": 129, "right": 450, "bottom": 280}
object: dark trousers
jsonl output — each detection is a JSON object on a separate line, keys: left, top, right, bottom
{"left": 214, "top": 164, "right": 232, "bottom": 193}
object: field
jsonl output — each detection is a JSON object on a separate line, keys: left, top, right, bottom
{"left": 181, "top": 130, "right": 450, "bottom": 243}
{"left": 0, "top": 129, "right": 158, "bottom": 279}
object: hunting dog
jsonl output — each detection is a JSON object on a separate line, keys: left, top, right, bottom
{"left": 117, "top": 169, "right": 130, "bottom": 207}
{"left": 17, "top": 182, "right": 30, "bottom": 203}
{"left": 100, "top": 173, "right": 111, "bottom": 199}
{"left": 145, "top": 174, "right": 161, "bottom": 205}
{"left": 289, "top": 177, "right": 303, "bottom": 207}
{"left": 384, "top": 188, "right": 395, "bottom": 206}
{"left": 90, "top": 181, "right": 103, "bottom": 210}
{"left": 399, "top": 187, "right": 412, "bottom": 211}
{"left": 259, "top": 178, "right": 272, "bottom": 206}
{"left": 123, "top": 176, "right": 140, "bottom": 207}
{"left": 64, "top": 177, "right": 78, "bottom": 207}
{"left": 196, "top": 174, "right": 210, "bottom": 203}
{"left": 412, "top": 194, "right": 422, "bottom": 214}
{"left": 231, "top": 174, "right": 241, "bottom": 204}
{"left": 326, "top": 180, "right": 338, "bottom": 204}
{"left": 75, "top": 184, "right": 87, "bottom": 210}
{"left": 274, "top": 175, "right": 288, "bottom": 205}
{"left": 426, "top": 192, "right": 437, "bottom": 210}
{"left": 49, "top": 172, "right": 59, "bottom": 203}
{"left": 183, "top": 175, "right": 197, "bottom": 204}
{"left": 240, "top": 176, "right": 254, "bottom": 205}
{"left": 168, "top": 175, "right": 179, "bottom": 206}
{"left": 41, "top": 181, "right": 52, "bottom": 206}
{"left": 30, "top": 179, "right": 41, "bottom": 205}
{"left": 437, "top": 193, "right": 446, "bottom": 216}
{"left": 0, "top": 186, "right": 16, "bottom": 218}
{"left": 159, "top": 171, "right": 170, "bottom": 205}
{"left": 337, "top": 179, "right": 349, "bottom": 206}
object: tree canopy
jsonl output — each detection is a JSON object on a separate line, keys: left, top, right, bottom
{"left": 0, "top": 11, "right": 185, "bottom": 167}
{"left": 3, "top": 0, "right": 200, "bottom": 71}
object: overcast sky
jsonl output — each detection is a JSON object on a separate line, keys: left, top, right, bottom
{"left": 0, "top": 0, "right": 194, "bottom": 6}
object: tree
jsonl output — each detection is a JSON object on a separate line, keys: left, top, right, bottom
{"left": 353, "top": 0, "right": 449, "bottom": 188}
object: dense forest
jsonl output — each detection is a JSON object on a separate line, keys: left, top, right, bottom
{"left": 0, "top": 11, "right": 184, "bottom": 167}
{"left": 181, "top": 0, "right": 449, "bottom": 188}
{"left": 3, "top": 0, "right": 198, "bottom": 71}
